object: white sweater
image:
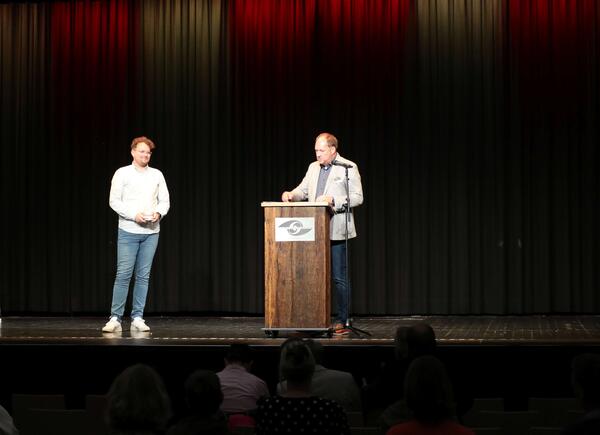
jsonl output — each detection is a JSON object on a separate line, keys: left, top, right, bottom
{"left": 109, "top": 164, "right": 170, "bottom": 234}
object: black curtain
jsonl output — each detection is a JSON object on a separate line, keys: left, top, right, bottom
{"left": 1, "top": 0, "right": 598, "bottom": 315}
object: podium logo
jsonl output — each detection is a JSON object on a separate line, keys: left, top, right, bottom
{"left": 275, "top": 217, "right": 315, "bottom": 242}
{"left": 279, "top": 219, "right": 311, "bottom": 236}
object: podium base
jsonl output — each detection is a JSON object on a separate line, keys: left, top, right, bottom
{"left": 262, "top": 327, "right": 333, "bottom": 338}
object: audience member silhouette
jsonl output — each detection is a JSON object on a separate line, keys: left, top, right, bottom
{"left": 0, "top": 404, "right": 18, "bottom": 435}
{"left": 405, "top": 323, "right": 437, "bottom": 358}
{"left": 377, "top": 323, "right": 472, "bottom": 430}
{"left": 362, "top": 325, "right": 417, "bottom": 411}
{"left": 217, "top": 344, "right": 269, "bottom": 415}
{"left": 370, "top": 324, "right": 435, "bottom": 428}
{"left": 106, "top": 363, "right": 172, "bottom": 435}
{"left": 278, "top": 339, "right": 361, "bottom": 412}
{"left": 167, "top": 370, "right": 229, "bottom": 435}
{"left": 255, "top": 338, "right": 350, "bottom": 435}
{"left": 386, "top": 355, "right": 474, "bottom": 435}
{"left": 561, "top": 353, "right": 600, "bottom": 435}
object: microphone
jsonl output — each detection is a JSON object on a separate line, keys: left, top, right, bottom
{"left": 331, "top": 160, "right": 353, "bottom": 169}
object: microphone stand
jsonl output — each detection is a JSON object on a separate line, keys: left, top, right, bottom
{"left": 342, "top": 165, "right": 370, "bottom": 337}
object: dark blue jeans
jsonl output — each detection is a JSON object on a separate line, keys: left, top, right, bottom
{"left": 331, "top": 240, "right": 350, "bottom": 324}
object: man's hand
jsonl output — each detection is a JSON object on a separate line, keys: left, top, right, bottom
{"left": 135, "top": 213, "right": 147, "bottom": 224}
{"left": 281, "top": 191, "right": 294, "bottom": 202}
{"left": 316, "top": 195, "right": 334, "bottom": 207}
{"left": 135, "top": 212, "right": 161, "bottom": 224}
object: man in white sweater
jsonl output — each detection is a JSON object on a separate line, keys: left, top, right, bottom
{"left": 102, "top": 136, "right": 170, "bottom": 333}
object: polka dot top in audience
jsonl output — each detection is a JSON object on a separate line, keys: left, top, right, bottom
{"left": 255, "top": 395, "right": 350, "bottom": 435}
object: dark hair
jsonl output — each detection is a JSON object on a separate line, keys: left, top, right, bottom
{"left": 404, "top": 355, "right": 454, "bottom": 424}
{"left": 225, "top": 344, "right": 253, "bottom": 364}
{"left": 406, "top": 323, "right": 437, "bottom": 359}
{"left": 303, "top": 339, "right": 324, "bottom": 365}
{"left": 279, "top": 339, "right": 315, "bottom": 384}
{"left": 106, "top": 364, "right": 171, "bottom": 432}
{"left": 184, "top": 370, "right": 224, "bottom": 416}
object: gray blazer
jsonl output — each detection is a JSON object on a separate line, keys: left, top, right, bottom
{"left": 290, "top": 154, "right": 363, "bottom": 240}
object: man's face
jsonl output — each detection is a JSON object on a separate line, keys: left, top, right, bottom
{"left": 131, "top": 142, "right": 152, "bottom": 167}
{"left": 314, "top": 137, "right": 337, "bottom": 165}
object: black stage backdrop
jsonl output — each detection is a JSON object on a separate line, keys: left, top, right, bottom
{"left": 1, "top": 0, "right": 598, "bottom": 315}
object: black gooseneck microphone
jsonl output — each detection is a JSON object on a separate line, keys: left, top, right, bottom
{"left": 331, "top": 160, "right": 353, "bottom": 169}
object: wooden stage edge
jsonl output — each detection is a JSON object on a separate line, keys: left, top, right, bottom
{"left": 1, "top": 314, "right": 600, "bottom": 347}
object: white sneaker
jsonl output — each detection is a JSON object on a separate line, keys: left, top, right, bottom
{"left": 130, "top": 330, "right": 150, "bottom": 338}
{"left": 102, "top": 316, "right": 122, "bottom": 333}
{"left": 131, "top": 317, "right": 150, "bottom": 332}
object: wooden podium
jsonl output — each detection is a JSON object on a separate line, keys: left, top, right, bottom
{"left": 261, "top": 202, "right": 332, "bottom": 337}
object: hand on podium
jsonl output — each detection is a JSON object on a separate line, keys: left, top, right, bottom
{"left": 281, "top": 191, "right": 294, "bottom": 202}
{"left": 316, "top": 195, "right": 334, "bottom": 207}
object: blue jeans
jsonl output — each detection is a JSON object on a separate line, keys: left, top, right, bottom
{"left": 110, "top": 229, "right": 159, "bottom": 320}
{"left": 331, "top": 240, "right": 350, "bottom": 324}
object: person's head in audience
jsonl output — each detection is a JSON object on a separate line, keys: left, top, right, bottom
{"left": 571, "top": 353, "right": 600, "bottom": 412}
{"left": 406, "top": 323, "right": 437, "bottom": 360}
{"left": 405, "top": 355, "right": 455, "bottom": 424}
{"left": 303, "top": 339, "right": 324, "bottom": 366}
{"left": 279, "top": 338, "right": 315, "bottom": 391}
{"left": 106, "top": 363, "right": 172, "bottom": 434}
{"left": 184, "top": 370, "right": 224, "bottom": 417}
{"left": 224, "top": 343, "right": 254, "bottom": 371}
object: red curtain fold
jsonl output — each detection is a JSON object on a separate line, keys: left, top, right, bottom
{"left": 50, "top": 0, "right": 136, "bottom": 140}
{"left": 508, "top": 0, "right": 598, "bottom": 118}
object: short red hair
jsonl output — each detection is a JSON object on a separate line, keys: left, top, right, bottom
{"left": 130, "top": 136, "right": 156, "bottom": 151}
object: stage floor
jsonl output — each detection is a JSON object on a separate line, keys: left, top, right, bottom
{"left": 2, "top": 314, "right": 600, "bottom": 346}
{"left": 2, "top": 315, "right": 600, "bottom": 405}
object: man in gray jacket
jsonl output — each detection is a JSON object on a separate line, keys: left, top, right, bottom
{"left": 282, "top": 132, "right": 363, "bottom": 334}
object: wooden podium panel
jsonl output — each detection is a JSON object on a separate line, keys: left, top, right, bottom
{"left": 262, "top": 202, "right": 331, "bottom": 330}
